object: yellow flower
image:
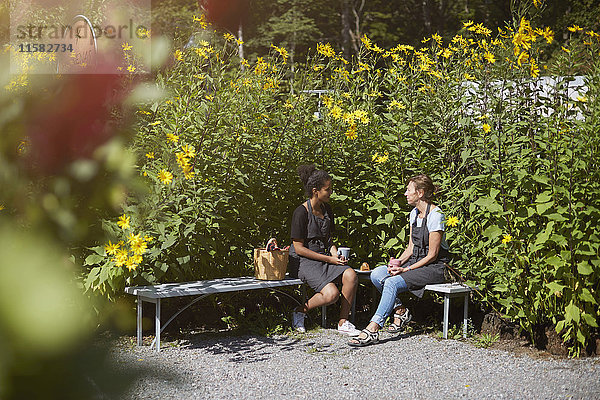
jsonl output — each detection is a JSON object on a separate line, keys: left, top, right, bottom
{"left": 127, "top": 65, "right": 136, "bottom": 73}
{"left": 464, "top": 72, "right": 475, "bottom": 80}
{"left": 113, "top": 249, "right": 129, "bottom": 267}
{"left": 388, "top": 100, "right": 406, "bottom": 110}
{"left": 104, "top": 240, "right": 120, "bottom": 255}
{"left": 474, "top": 23, "right": 492, "bottom": 36}
{"left": 0, "top": 204, "right": 5, "bottom": 211}
{"left": 125, "top": 256, "right": 139, "bottom": 271}
{"left": 158, "top": 169, "right": 173, "bottom": 185}
{"left": 561, "top": 46, "right": 570, "bottom": 53}
{"left": 517, "top": 51, "right": 529, "bottom": 67}
{"left": 149, "top": 121, "right": 161, "bottom": 126}
{"left": 129, "top": 233, "right": 148, "bottom": 255}
{"left": 181, "top": 144, "right": 196, "bottom": 158}
{"left": 174, "top": 49, "right": 183, "bottom": 61}
{"left": 183, "top": 167, "right": 195, "bottom": 180}
{"left": 484, "top": 51, "right": 496, "bottom": 64}
{"left": 446, "top": 216, "right": 459, "bottom": 227}
{"left": 533, "top": 0, "right": 543, "bottom": 8}
{"left": 223, "top": 32, "right": 235, "bottom": 41}
{"left": 530, "top": 60, "right": 540, "bottom": 77}
{"left": 317, "top": 42, "right": 335, "bottom": 57}
{"left": 271, "top": 44, "right": 289, "bottom": 62}
{"left": 146, "top": 152, "right": 155, "bottom": 159}
{"left": 567, "top": 25, "right": 583, "bottom": 33}
{"left": 502, "top": 234, "right": 513, "bottom": 244}
{"left": 122, "top": 42, "right": 132, "bottom": 51}
{"left": 193, "top": 14, "right": 208, "bottom": 29}
{"left": 441, "top": 48, "right": 452, "bottom": 58}
{"left": 344, "top": 124, "right": 357, "bottom": 140}
{"left": 117, "top": 214, "right": 130, "bottom": 230}
{"left": 535, "top": 27, "right": 554, "bottom": 44}
{"left": 482, "top": 123, "right": 491, "bottom": 133}
{"left": 166, "top": 133, "right": 179, "bottom": 143}
{"left": 176, "top": 153, "right": 190, "bottom": 171}
{"left": 463, "top": 21, "right": 474, "bottom": 28}
{"left": 329, "top": 105, "right": 343, "bottom": 119}
{"left": 576, "top": 95, "right": 588, "bottom": 102}
{"left": 372, "top": 152, "right": 389, "bottom": 164}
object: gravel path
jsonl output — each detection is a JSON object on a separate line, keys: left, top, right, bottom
{"left": 113, "top": 329, "right": 600, "bottom": 399}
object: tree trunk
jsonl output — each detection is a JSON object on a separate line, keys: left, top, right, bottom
{"left": 238, "top": 22, "right": 244, "bottom": 71}
{"left": 422, "top": 0, "right": 432, "bottom": 35}
{"left": 341, "top": 0, "right": 352, "bottom": 60}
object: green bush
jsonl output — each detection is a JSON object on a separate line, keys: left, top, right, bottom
{"left": 86, "top": 14, "right": 600, "bottom": 356}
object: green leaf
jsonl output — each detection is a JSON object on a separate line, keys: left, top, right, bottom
{"left": 535, "top": 191, "right": 552, "bottom": 203}
{"left": 545, "top": 256, "right": 566, "bottom": 268}
{"left": 483, "top": 224, "right": 502, "bottom": 239}
{"left": 161, "top": 235, "right": 177, "bottom": 250}
{"left": 579, "top": 288, "right": 597, "bottom": 304}
{"left": 384, "top": 213, "right": 394, "bottom": 225}
{"left": 555, "top": 320, "right": 566, "bottom": 333}
{"left": 546, "top": 213, "right": 568, "bottom": 222}
{"left": 536, "top": 202, "right": 554, "bottom": 215}
{"left": 565, "top": 302, "right": 581, "bottom": 324}
{"left": 85, "top": 254, "right": 105, "bottom": 266}
{"left": 546, "top": 281, "right": 566, "bottom": 293}
{"left": 581, "top": 313, "right": 598, "bottom": 327}
{"left": 577, "top": 261, "right": 593, "bottom": 275}
{"left": 475, "top": 196, "right": 503, "bottom": 213}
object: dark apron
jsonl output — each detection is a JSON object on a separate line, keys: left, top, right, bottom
{"left": 401, "top": 203, "right": 449, "bottom": 297}
{"left": 288, "top": 200, "right": 347, "bottom": 292}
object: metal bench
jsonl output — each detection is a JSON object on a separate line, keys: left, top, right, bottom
{"left": 125, "top": 277, "right": 475, "bottom": 350}
{"left": 424, "top": 282, "right": 475, "bottom": 339}
{"left": 125, "top": 276, "right": 304, "bottom": 351}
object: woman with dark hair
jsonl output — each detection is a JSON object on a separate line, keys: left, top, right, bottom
{"left": 288, "top": 164, "right": 360, "bottom": 336}
{"left": 349, "top": 174, "right": 450, "bottom": 346}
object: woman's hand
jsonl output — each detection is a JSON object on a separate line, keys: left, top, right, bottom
{"left": 329, "top": 255, "right": 347, "bottom": 265}
{"left": 389, "top": 266, "right": 412, "bottom": 275}
{"left": 388, "top": 265, "right": 403, "bottom": 276}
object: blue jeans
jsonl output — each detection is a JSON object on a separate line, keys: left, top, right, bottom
{"left": 370, "top": 265, "right": 408, "bottom": 327}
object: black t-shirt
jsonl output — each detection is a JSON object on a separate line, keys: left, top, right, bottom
{"left": 290, "top": 202, "right": 335, "bottom": 240}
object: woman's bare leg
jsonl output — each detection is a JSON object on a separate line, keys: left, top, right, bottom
{"left": 338, "top": 268, "right": 358, "bottom": 325}
{"left": 295, "top": 283, "right": 339, "bottom": 313}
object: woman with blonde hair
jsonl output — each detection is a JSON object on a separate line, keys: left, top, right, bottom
{"left": 349, "top": 174, "right": 450, "bottom": 346}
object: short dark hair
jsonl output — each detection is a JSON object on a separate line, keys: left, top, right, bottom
{"left": 297, "top": 164, "right": 331, "bottom": 198}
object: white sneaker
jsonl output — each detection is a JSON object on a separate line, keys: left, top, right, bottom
{"left": 292, "top": 312, "right": 306, "bottom": 333}
{"left": 337, "top": 320, "right": 361, "bottom": 337}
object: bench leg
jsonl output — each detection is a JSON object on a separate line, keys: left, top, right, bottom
{"left": 463, "top": 293, "right": 469, "bottom": 338}
{"left": 155, "top": 298, "right": 161, "bottom": 351}
{"left": 443, "top": 294, "right": 450, "bottom": 339}
{"left": 350, "top": 295, "right": 356, "bottom": 324}
{"left": 137, "top": 296, "right": 143, "bottom": 346}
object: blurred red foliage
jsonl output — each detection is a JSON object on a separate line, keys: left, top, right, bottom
{"left": 26, "top": 73, "right": 125, "bottom": 174}
{"left": 200, "top": 0, "right": 249, "bottom": 32}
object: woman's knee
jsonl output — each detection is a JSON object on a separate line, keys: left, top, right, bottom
{"left": 370, "top": 265, "right": 388, "bottom": 285}
{"left": 320, "top": 284, "right": 339, "bottom": 304}
{"left": 342, "top": 268, "right": 358, "bottom": 286}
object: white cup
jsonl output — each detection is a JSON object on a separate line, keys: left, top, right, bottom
{"left": 337, "top": 247, "right": 351, "bottom": 259}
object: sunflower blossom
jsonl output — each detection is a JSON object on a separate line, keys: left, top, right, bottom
{"left": 117, "top": 214, "right": 130, "bottom": 230}
{"left": 446, "top": 216, "right": 459, "bottom": 227}
{"left": 158, "top": 169, "right": 173, "bottom": 185}
{"left": 104, "top": 240, "right": 120, "bottom": 255}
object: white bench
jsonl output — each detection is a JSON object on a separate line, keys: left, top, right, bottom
{"left": 125, "top": 277, "right": 475, "bottom": 350}
{"left": 353, "top": 272, "right": 475, "bottom": 339}
{"left": 125, "top": 276, "right": 305, "bottom": 351}
{"left": 424, "top": 282, "right": 475, "bottom": 339}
